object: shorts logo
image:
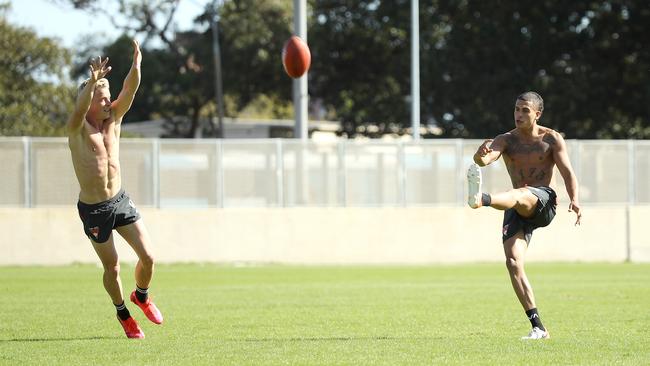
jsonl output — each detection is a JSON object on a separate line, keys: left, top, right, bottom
{"left": 502, "top": 224, "right": 509, "bottom": 236}
{"left": 89, "top": 226, "right": 100, "bottom": 239}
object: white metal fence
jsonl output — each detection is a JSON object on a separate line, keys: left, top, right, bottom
{"left": 0, "top": 137, "right": 648, "bottom": 207}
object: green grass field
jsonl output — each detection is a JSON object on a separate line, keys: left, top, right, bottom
{"left": 1, "top": 263, "right": 648, "bottom": 365}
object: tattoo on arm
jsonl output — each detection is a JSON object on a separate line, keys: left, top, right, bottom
{"left": 543, "top": 134, "right": 557, "bottom": 146}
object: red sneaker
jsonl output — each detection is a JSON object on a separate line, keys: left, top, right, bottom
{"left": 117, "top": 316, "right": 145, "bottom": 339}
{"left": 130, "top": 291, "right": 164, "bottom": 325}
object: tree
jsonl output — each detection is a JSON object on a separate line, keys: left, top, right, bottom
{"left": 310, "top": 0, "right": 650, "bottom": 138}
{"left": 65, "top": 0, "right": 295, "bottom": 137}
{"left": 0, "top": 3, "right": 73, "bottom": 136}
{"left": 215, "top": 0, "right": 293, "bottom": 111}
{"left": 419, "top": 0, "right": 650, "bottom": 138}
{"left": 60, "top": 0, "right": 650, "bottom": 139}
{"left": 310, "top": 0, "right": 414, "bottom": 137}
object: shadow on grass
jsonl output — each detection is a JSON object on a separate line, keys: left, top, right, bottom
{"left": 0, "top": 335, "right": 122, "bottom": 343}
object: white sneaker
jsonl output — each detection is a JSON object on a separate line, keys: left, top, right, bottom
{"left": 467, "top": 163, "right": 482, "bottom": 208}
{"left": 521, "top": 327, "right": 550, "bottom": 340}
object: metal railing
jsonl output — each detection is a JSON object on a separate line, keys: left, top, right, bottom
{"left": 1, "top": 137, "right": 648, "bottom": 207}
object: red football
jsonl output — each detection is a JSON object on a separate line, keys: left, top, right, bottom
{"left": 282, "top": 36, "right": 311, "bottom": 78}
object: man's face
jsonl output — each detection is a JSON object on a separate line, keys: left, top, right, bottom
{"left": 513, "top": 99, "right": 540, "bottom": 129}
{"left": 87, "top": 87, "right": 111, "bottom": 121}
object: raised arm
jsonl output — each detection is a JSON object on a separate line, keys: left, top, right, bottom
{"left": 112, "top": 39, "right": 142, "bottom": 122}
{"left": 473, "top": 134, "right": 507, "bottom": 166}
{"left": 66, "top": 57, "right": 111, "bottom": 134}
{"left": 552, "top": 132, "right": 582, "bottom": 225}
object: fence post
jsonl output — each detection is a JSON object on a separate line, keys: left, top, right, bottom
{"left": 573, "top": 139, "right": 581, "bottom": 188}
{"left": 22, "top": 137, "right": 32, "bottom": 208}
{"left": 276, "top": 139, "right": 284, "bottom": 207}
{"left": 398, "top": 141, "right": 407, "bottom": 206}
{"left": 456, "top": 139, "right": 464, "bottom": 206}
{"left": 337, "top": 140, "right": 347, "bottom": 206}
{"left": 627, "top": 140, "right": 636, "bottom": 205}
{"left": 152, "top": 139, "right": 160, "bottom": 208}
{"left": 626, "top": 140, "right": 635, "bottom": 262}
{"left": 216, "top": 139, "right": 224, "bottom": 208}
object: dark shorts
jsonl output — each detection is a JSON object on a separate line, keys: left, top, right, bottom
{"left": 77, "top": 189, "right": 141, "bottom": 243}
{"left": 502, "top": 186, "right": 557, "bottom": 244}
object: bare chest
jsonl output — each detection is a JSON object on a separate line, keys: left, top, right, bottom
{"left": 503, "top": 137, "right": 555, "bottom": 187}
{"left": 85, "top": 121, "right": 119, "bottom": 156}
{"left": 88, "top": 132, "right": 116, "bottom": 154}
{"left": 505, "top": 139, "right": 553, "bottom": 164}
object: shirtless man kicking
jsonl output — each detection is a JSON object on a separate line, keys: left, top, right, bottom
{"left": 467, "top": 91, "right": 582, "bottom": 340}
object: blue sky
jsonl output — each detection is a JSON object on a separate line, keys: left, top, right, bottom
{"left": 7, "top": 0, "right": 206, "bottom": 48}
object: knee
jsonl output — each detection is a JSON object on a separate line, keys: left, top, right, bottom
{"left": 512, "top": 188, "right": 529, "bottom": 204}
{"left": 104, "top": 263, "right": 120, "bottom": 277}
{"left": 140, "top": 253, "right": 155, "bottom": 268}
{"left": 511, "top": 187, "right": 537, "bottom": 210}
{"left": 505, "top": 257, "right": 521, "bottom": 273}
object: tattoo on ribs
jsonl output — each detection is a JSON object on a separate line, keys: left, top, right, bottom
{"left": 513, "top": 167, "right": 547, "bottom": 185}
{"left": 527, "top": 168, "right": 547, "bottom": 180}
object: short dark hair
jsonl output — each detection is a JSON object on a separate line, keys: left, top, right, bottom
{"left": 517, "top": 91, "right": 544, "bottom": 112}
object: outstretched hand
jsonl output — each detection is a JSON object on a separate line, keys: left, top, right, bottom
{"left": 89, "top": 56, "right": 111, "bottom": 82}
{"left": 569, "top": 201, "right": 582, "bottom": 226}
{"left": 477, "top": 139, "right": 494, "bottom": 157}
{"left": 132, "top": 39, "right": 142, "bottom": 66}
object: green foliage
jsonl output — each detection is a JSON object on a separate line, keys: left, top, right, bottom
{"left": 238, "top": 94, "right": 293, "bottom": 119}
{"left": 418, "top": 0, "right": 650, "bottom": 138}
{"left": 57, "top": 0, "right": 650, "bottom": 138}
{"left": 68, "top": 0, "right": 294, "bottom": 137}
{"left": 1, "top": 264, "right": 649, "bottom": 364}
{"left": 310, "top": 1, "right": 413, "bottom": 136}
{"left": 217, "top": 0, "right": 293, "bottom": 110}
{"left": 0, "top": 11, "right": 73, "bottom": 136}
{"left": 310, "top": 0, "right": 650, "bottom": 138}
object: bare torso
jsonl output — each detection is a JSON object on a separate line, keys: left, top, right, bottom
{"left": 502, "top": 126, "right": 558, "bottom": 188}
{"left": 68, "top": 114, "right": 122, "bottom": 204}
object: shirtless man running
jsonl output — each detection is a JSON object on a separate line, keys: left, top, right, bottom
{"left": 67, "top": 39, "right": 163, "bottom": 339}
{"left": 467, "top": 91, "right": 582, "bottom": 340}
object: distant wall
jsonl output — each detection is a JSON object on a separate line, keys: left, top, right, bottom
{"left": 2, "top": 206, "right": 648, "bottom": 265}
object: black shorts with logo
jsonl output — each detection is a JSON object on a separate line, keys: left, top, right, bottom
{"left": 502, "top": 186, "right": 557, "bottom": 244}
{"left": 77, "top": 189, "right": 141, "bottom": 243}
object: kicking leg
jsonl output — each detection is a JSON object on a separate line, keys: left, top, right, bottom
{"left": 467, "top": 163, "right": 483, "bottom": 208}
{"left": 489, "top": 188, "right": 538, "bottom": 217}
{"left": 466, "top": 164, "right": 538, "bottom": 217}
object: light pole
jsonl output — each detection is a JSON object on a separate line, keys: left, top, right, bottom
{"left": 293, "top": 0, "right": 308, "bottom": 139}
{"left": 210, "top": 0, "right": 225, "bottom": 138}
{"left": 411, "top": 0, "right": 420, "bottom": 140}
